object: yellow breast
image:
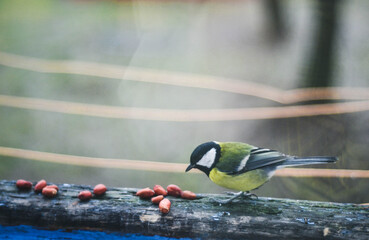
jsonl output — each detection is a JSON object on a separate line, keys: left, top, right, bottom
{"left": 209, "top": 168, "right": 270, "bottom": 192}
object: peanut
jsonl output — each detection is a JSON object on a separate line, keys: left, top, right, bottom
{"left": 46, "top": 185, "right": 59, "bottom": 191}
{"left": 181, "top": 190, "right": 196, "bottom": 200}
{"left": 93, "top": 184, "right": 107, "bottom": 196}
{"left": 153, "top": 185, "right": 167, "bottom": 196}
{"left": 42, "top": 187, "right": 57, "bottom": 198}
{"left": 78, "top": 190, "right": 92, "bottom": 201}
{"left": 159, "top": 198, "right": 171, "bottom": 214}
{"left": 34, "top": 179, "right": 47, "bottom": 193}
{"left": 136, "top": 187, "right": 155, "bottom": 199}
{"left": 151, "top": 195, "right": 164, "bottom": 204}
{"left": 16, "top": 179, "right": 32, "bottom": 190}
{"left": 167, "top": 184, "right": 182, "bottom": 197}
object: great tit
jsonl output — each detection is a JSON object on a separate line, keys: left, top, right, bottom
{"left": 186, "top": 141, "right": 337, "bottom": 203}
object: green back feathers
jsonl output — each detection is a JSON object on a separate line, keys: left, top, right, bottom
{"left": 216, "top": 142, "right": 254, "bottom": 173}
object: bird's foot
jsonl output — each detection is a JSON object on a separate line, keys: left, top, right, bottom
{"left": 242, "top": 191, "right": 258, "bottom": 200}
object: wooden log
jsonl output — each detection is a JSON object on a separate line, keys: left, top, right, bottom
{"left": 0, "top": 180, "right": 368, "bottom": 239}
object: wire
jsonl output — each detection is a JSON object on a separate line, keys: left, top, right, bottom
{"left": 0, "top": 94, "right": 369, "bottom": 121}
{"left": 1, "top": 51, "right": 369, "bottom": 104}
{"left": 0, "top": 146, "right": 368, "bottom": 178}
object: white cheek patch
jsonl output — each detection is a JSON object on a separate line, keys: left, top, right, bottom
{"left": 197, "top": 148, "right": 217, "bottom": 168}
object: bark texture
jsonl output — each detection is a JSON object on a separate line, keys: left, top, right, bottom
{"left": 0, "top": 180, "right": 368, "bottom": 239}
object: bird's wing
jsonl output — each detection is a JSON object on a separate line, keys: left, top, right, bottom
{"left": 242, "top": 148, "right": 288, "bottom": 172}
{"left": 217, "top": 144, "right": 288, "bottom": 175}
{"left": 215, "top": 142, "right": 254, "bottom": 173}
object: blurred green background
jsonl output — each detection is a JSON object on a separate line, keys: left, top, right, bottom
{"left": 0, "top": 0, "right": 368, "bottom": 203}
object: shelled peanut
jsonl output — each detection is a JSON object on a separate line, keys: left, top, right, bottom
{"left": 159, "top": 198, "right": 171, "bottom": 214}
{"left": 136, "top": 187, "right": 155, "bottom": 199}
{"left": 34, "top": 179, "right": 47, "bottom": 193}
{"left": 153, "top": 185, "right": 167, "bottom": 196}
{"left": 16, "top": 179, "right": 32, "bottom": 190}
{"left": 42, "top": 186, "right": 58, "bottom": 198}
{"left": 93, "top": 184, "right": 107, "bottom": 196}
{"left": 78, "top": 190, "right": 92, "bottom": 201}
{"left": 181, "top": 190, "right": 196, "bottom": 200}
{"left": 166, "top": 184, "right": 182, "bottom": 197}
{"left": 151, "top": 195, "right": 164, "bottom": 204}
{"left": 46, "top": 185, "right": 59, "bottom": 191}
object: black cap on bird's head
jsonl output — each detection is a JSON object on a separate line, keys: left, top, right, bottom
{"left": 186, "top": 141, "right": 221, "bottom": 176}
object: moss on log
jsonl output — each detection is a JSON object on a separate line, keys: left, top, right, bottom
{"left": 0, "top": 180, "right": 368, "bottom": 239}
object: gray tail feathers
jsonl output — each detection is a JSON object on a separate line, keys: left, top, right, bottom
{"left": 279, "top": 156, "right": 338, "bottom": 168}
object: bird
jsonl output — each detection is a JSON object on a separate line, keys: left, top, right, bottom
{"left": 186, "top": 141, "right": 338, "bottom": 204}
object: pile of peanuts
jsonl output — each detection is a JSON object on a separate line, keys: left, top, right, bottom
{"left": 15, "top": 179, "right": 195, "bottom": 214}
{"left": 15, "top": 179, "right": 106, "bottom": 200}
{"left": 17, "top": 179, "right": 59, "bottom": 198}
{"left": 136, "top": 184, "right": 196, "bottom": 214}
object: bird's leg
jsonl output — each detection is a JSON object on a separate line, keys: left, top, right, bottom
{"left": 242, "top": 191, "right": 258, "bottom": 200}
{"left": 210, "top": 191, "right": 244, "bottom": 204}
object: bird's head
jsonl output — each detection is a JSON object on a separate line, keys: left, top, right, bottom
{"left": 186, "top": 141, "right": 221, "bottom": 176}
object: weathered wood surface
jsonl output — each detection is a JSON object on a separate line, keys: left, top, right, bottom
{"left": 0, "top": 180, "right": 368, "bottom": 239}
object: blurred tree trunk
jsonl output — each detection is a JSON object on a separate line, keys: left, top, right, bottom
{"left": 263, "top": 0, "right": 287, "bottom": 42}
{"left": 302, "top": 0, "right": 341, "bottom": 88}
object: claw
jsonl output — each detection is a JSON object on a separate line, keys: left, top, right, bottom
{"left": 243, "top": 192, "right": 258, "bottom": 200}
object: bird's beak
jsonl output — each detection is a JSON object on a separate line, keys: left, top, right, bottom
{"left": 185, "top": 164, "right": 195, "bottom": 172}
